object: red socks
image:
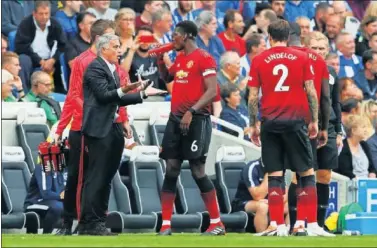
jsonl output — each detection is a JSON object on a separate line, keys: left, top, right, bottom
{"left": 297, "top": 175, "right": 318, "bottom": 224}
{"left": 160, "top": 191, "right": 175, "bottom": 232}
{"left": 268, "top": 176, "right": 285, "bottom": 225}
{"left": 201, "top": 189, "right": 221, "bottom": 225}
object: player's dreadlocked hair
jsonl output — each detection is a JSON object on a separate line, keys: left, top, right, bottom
{"left": 175, "top": 20, "right": 198, "bottom": 39}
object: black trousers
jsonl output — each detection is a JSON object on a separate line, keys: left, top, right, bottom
{"left": 80, "top": 123, "right": 125, "bottom": 224}
{"left": 62, "top": 130, "right": 83, "bottom": 223}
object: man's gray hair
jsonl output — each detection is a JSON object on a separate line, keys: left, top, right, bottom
{"left": 295, "top": 16, "right": 311, "bottom": 23}
{"left": 219, "top": 51, "right": 240, "bottom": 69}
{"left": 152, "top": 9, "right": 170, "bottom": 24}
{"left": 96, "top": 33, "right": 119, "bottom": 56}
{"left": 196, "top": 10, "right": 215, "bottom": 30}
{"left": 31, "top": 71, "right": 50, "bottom": 86}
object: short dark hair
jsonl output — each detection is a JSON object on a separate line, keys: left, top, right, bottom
{"left": 76, "top": 12, "right": 96, "bottom": 30}
{"left": 1, "top": 34, "right": 8, "bottom": 42}
{"left": 136, "top": 25, "right": 153, "bottom": 35}
{"left": 362, "top": 49, "right": 377, "bottom": 67}
{"left": 268, "top": 19, "right": 290, "bottom": 42}
{"left": 221, "top": 84, "right": 240, "bottom": 104}
{"left": 34, "top": 0, "right": 51, "bottom": 11}
{"left": 223, "top": 9, "right": 239, "bottom": 29}
{"left": 315, "top": 2, "right": 332, "bottom": 14}
{"left": 175, "top": 20, "right": 198, "bottom": 39}
{"left": 246, "top": 34, "right": 263, "bottom": 54}
{"left": 362, "top": 15, "right": 377, "bottom": 27}
{"left": 370, "top": 31, "right": 377, "bottom": 40}
{"left": 90, "top": 19, "right": 115, "bottom": 45}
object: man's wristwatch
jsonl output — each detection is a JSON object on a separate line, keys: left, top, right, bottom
{"left": 188, "top": 108, "right": 197, "bottom": 115}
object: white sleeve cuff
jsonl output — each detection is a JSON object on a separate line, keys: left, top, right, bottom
{"left": 117, "top": 88, "right": 126, "bottom": 98}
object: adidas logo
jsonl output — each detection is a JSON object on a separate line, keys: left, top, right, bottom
{"left": 298, "top": 191, "right": 308, "bottom": 197}
{"left": 270, "top": 191, "right": 279, "bottom": 196}
{"left": 211, "top": 227, "right": 223, "bottom": 234}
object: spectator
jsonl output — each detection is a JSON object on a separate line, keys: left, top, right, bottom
{"left": 2, "top": 52, "right": 25, "bottom": 98}
{"left": 243, "top": 9, "right": 277, "bottom": 44}
{"left": 120, "top": 0, "right": 145, "bottom": 14}
{"left": 55, "top": 0, "right": 83, "bottom": 39}
{"left": 20, "top": 71, "right": 59, "bottom": 126}
{"left": 192, "top": 0, "right": 225, "bottom": 34}
{"left": 240, "top": 34, "right": 266, "bottom": 77}
{"left": 367, "top": 118, "right": 377, "bottom": 172}
{"left": 339, "top": 78, "right": 364, "bottom": 102}
{"left": 332, "top": 1, "right": 351, "bottom": 18}
{"left": 325, "top": 14, "right": 345, "bottom": 52}
{"left": 295, "top": 16, "right": 311, "bottom": 44}
{"left": 65, "top": 12, "right": 96, "bottom": 68}
{"left": 86, "top": 0, "right": 117, "bottom": 21}
{"left": 355, "top": 16, "right": 377, "bottom": 57}
{"left": 341, "top": 98, "right": 361, "bottom": 121}
{"left": 353, "top": 49, "right": 377, "bottom": 100}
{"left": 218, "top": 51, "right": 248, "bottom": 110}
{"left": 269, "top": 0, "right": 286, "bottom": 19}
{"left": 2, "top": 34, "right": 8, "bottom": 54}
{"left": 218, "top": 9, "right": 246, "bottom": 56}
{"left": 24, "top": 163, "right": 65, "bottom": 234}
{"left": 115, "top": 8, "right": 136, "bottom": 55}
{"left": 336, "top": 114, "right": 377, "bottom": 179}
{"left": 217, "top": 0, "right": 257, "bottom": 21}
{"left": 241, "top": 2, "right": 272, "bottom": 38}
{"left": 15, "top": 1, "right": 67, "bottom": 93}
{"left": 135, "top": 0, "right": 163, "bottom": 30}
{"left": 360, "top": 100, "right": 377, "bottom": 139}
{"left": 326, "top": 52, "right": 340, "bottom": 75}
{"left": 172, "top": 0, "right": 195, "bottom": 29}
{"left": 231, "top": 158, "right": 289, "bottom": 233}
{"left": 220, "top": 84, "right": 250, "bottom": 140}
{"left": 336, "top": 32, "right": 363, "bottom": 79}
{"left": 283, "top": 0, "right": 315, "bottom": 22}
{"left": 195, "top": 10, "right": 225, "bottom": 67}
{"left": 364, "top": 1, "right": 377, "bottom": 18}
{"left": 312, "top": 2, "right": 334, "bottom": 33}
{"left": 1, "top": 0, "right": 34, "bottom": 37}
{"left": 368, "top": 32, "right": 377, "bottom": 52}
{"left": 1, "top": 81, "right": 15, "bottom": 102}
{"left": 121, "top": 26, "right": 165, "bottom": 91}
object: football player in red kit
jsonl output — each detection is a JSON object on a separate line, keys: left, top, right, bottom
{"left": 158, "top": 21, "right": 225, "bottom": 236}
{"left": 248, "top": 20, "right": 318, "bottom": 236}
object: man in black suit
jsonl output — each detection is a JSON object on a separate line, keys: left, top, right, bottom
{"left": 79, "top": 33, "right": 151, "bottom": 235}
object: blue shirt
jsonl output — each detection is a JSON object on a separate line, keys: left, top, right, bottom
{"left": 157, "top": 31, "right": 176, "bottom": 62}
{"left": 284, "top": 1, "right": 315, "bottom": 22}
{"left": 220, "top": 105, "right": 250, "bottom": 140}
{"left": 196, "top": 35, "right": 225, "bottom": 67}
{"left": 192, "top": 8, "right": 225, "bottom": 34}
{"left": 337, "top": 52, "right": 364, "bottom": 79}
{"left": 172, "top": 8, "right": 195, "bottom": 29}
{"left": 240, "top": 54, "right": 251, "bottom": 78}
{"left": 353, "top": 69, "right": 377, "bottom": 100}
{"left": 54, "top": 10, "right": 78, "bottom": 39}
{"left": 216, "top": 1, "right": 256, "bottom": 20}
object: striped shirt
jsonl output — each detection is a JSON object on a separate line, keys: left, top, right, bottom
{"left": 172, "top": 8, "right": 195, "bottom": 29}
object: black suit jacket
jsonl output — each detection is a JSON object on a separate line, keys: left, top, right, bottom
{"left": 15, "top": 15, "right": 67, "bottom": 67}
{"left": 335, "top": 139, "right": 377, "bottom": 179}
{"left": 82, "top": 57, "right": 143, "bottom": 138}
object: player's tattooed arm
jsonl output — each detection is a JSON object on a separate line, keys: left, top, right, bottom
{"left": 248, "top": 86, "right": 259, "bottom": 127}
{"left": 304, "top": 80, "right": 319, "bottom": 123}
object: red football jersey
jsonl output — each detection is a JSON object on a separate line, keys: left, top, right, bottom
{"left": 292, "top": 46, "right": 329, "bottom": 123}
{"left": 248, "top": 46, "right": 314, "bottom": 131}
{"left": 169, "top": 48, "right": 217, "bottom": 116}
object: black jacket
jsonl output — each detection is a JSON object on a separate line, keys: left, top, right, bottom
{"left": 15, "top": 15, "right": 67, "bottom": 66}
{"left": 82, "top": 57, "right": 143, "bottom": 138}
{"left": 335, "top": 139, "right": 377, "bottom": 179}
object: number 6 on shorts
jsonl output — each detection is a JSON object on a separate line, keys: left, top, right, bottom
{"left": 191, "top": 140, "right": 198, "bottom": 152}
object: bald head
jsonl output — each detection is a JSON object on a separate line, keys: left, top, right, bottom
{"left": 332, "top": 1, "right": 347, "bottom": 17}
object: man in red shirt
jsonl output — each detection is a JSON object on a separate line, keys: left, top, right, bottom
{"left": 248, "top": 20, "right": 318, "bottom": 236}
{"left": 158, "top": 21, "right": 224, "bottom": 236}
{"left": 54, "top": 20, "right": 136, "bottom": 235}
{"left": 218, "top": 9, "right": 246, "bottom": 56}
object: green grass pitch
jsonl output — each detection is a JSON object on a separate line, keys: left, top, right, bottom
{"left": 2, "top": 234, "right": 377, "bottom": 247}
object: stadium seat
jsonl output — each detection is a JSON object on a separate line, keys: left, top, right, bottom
{"left": 214, "top": 146, "right": 249, "bottom": 231}
{"left": 1, "top": 148, "right": 40, "bottom": 233}
{"left": 106, "top": 172, "right": 158, "bottom": 233}
{"left": 129, "top": 146, "right": 202, "bottom": 232}
{"left": 149, "top": 109, "right": 170, "bottom": 146}
{"left": 16, "top": 108, "right": 50, "bottom": 173}
{"left": 7, "top": 31, "right": 17, "bottom": 52}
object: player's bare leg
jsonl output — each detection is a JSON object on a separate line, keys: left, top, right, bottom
{"left": 189, "top": 159, "right": 225, "bottom": 236}
{"left": 255, "top": 171, "right": 288, "bottom": 237}
{"left": 244, "top": 200, "right": 269, "bottom": 233}
{"left": 158, "top": 159, "right": 182, "bottom": 236}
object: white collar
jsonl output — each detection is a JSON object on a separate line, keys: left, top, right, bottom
{"left": 101, "top": 56, "right": 116, "bottom": 74}
{"left": 337, "top": 50, "right": 360, "bottom": 64}
{"left": 33, "top": 17, "right": 51, "bottom": 31}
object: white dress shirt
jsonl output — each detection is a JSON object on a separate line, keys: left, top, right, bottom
{"left": 31, "top": 18, "right": 53, "bottom": 60}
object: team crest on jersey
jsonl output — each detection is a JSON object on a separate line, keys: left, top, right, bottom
{"left": 176, "top": 70, "right": 189, "bottom": 79}
{"left": 186, "top": 60, "right": 194, "bottom": 68}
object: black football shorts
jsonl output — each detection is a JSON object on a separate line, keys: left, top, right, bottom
{"left": 316, "top": 123, "right": 338, "bottom": 170}
{"left": 160, "top": 113, "right": 212, "bottom": 161}
{"left": 261, "top": 124, "right": 314, "bottom": 173}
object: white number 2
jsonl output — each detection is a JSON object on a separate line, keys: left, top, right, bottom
{"left": 191, "top": 140, "right": 198, "bottom": 152}
{"left": 273, "top": 64, "right": 289, "bottom": 92}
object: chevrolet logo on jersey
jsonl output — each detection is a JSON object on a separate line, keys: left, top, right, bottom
{"left": 176, "top": 70, "right": 189, "bottom": 79}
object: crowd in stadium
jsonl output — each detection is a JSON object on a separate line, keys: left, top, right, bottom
{"left": 1, "top": 0, "right": 377, "bottom": 236}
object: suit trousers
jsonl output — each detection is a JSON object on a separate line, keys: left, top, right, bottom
{"left": 80, "top": 123, "right": 125, "bottom": 224}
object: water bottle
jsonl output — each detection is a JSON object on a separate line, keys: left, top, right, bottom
{"left": 342, "top": 230, "right": 361, "bottom": 236}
